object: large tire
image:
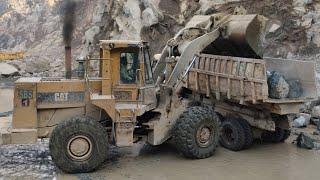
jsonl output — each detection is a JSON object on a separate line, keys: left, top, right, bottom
{"left": 262, "top": 127, "right": 285, "bottom": 143}
{"left": 238, "top": 118, "right": 253, "bottom": 149}
{"left": 49, "top": 116, "right": 108, "bottom": 173}
{"left": 173, "top": 106, "right": 220, "bottom": 159}
{"left": 263, "top": 114, "right": 290, "bottom": 143}
{"left": 281, "top": 129, "right": 291, "bottom": 142}
{"left": 220, "top": 117, "right": 246, "bottom": 151}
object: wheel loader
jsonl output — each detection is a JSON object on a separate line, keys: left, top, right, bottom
{"left": 0, "top": 11, "right": 317, "bottom": 173}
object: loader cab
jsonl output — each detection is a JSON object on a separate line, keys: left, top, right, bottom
{"left": 97, "top": 40, "right": 157, "bottom": 147}
{"left": 99, "top": 40, "right": 157, "bottom": 109}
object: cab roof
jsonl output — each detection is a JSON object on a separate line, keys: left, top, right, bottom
{"left": 100, "top": 40, "right": 148, "bottom": 49}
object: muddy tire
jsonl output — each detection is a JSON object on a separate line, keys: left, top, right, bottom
{"left": 238, "top": 118, "right": 253, "bottom": 149}
{"left": 220, "top": 117, "right": 246, "bottom": 151}
{"left": 281, "top": 129, "right": 291, "bottom": 142}
{"left": 173, "top": 106, "right": 220, "bottom": 159}
{"left": 49, "top": 116, "right": 108, "bottom": 173}
{"left": 262, "top": 127, "right": 285, "bottom": 143}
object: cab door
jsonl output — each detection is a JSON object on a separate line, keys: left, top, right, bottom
{"left": 139, "top": 47, "right": 157, "bottom": 107}
{"left": 113, "top": 47, "right": 140, "bottom": 102}
{"left": 113, "top": 46, "right": 157, "bottom": 108}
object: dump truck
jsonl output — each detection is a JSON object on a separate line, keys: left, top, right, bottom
{"left": 0, "top": 11, "right": 317, "bottom": 173}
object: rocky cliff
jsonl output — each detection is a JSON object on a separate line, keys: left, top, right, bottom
{"left": 1, "top": 0, "right": 320, "bottom": 77}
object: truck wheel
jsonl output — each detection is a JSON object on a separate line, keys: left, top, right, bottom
{"left": 173, "top": 106, "right": 220, "bottom": 159}
{"left": 261, "top": 127, "right": 285, "bottom": 143}
{"left": 238, "top": 118, "right": 254, "bottom": 149}
{"left": 49, "top": 116, "right": 108, "bottom": 173}
{"left": 281, "top": 129, "right": 291, "bottom": 142}
{"left": 220, "top": 117, "right": 246, "bottom": 151}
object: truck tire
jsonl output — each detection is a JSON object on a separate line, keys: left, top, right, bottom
{"left": 49, "top": 116, "right": 108, "bottom": 173}
{"left": 173, "top": 106, "right": 220, "bottom": 159}
{"left": 220, "top": 117, "right": 246, "bottom": 151}
{"left": 238, "top": 118, "right": 254, "bottom": 149}
{"left": 281, "top": 129, "right": 291, "bottom": 142}
{"left": 262, "top": 127, "right": 285, "bottom": 143}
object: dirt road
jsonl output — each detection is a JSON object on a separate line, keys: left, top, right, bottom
{"left": 1, "top": 139, "right": 320, "bottom": 180}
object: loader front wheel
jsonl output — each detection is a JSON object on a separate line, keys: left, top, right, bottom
{"left": 49, "top": 116, "right": 108, "bottom": 173}
{"left": 173, "top": 106, "right": 220, "bottom": 159}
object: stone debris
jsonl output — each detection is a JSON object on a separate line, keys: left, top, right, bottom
{"left": 267, "top": 71, "right": 303, "bottom": 99}
{"left": 293, "top": 116, "right": 307, "bottom": 128}
{"left": 296, "top": 132, "right": 320, "bottom": 150}
{"left": 0, "top": 139, "right": 55, "bottom": 179}
{"left": 310, "top": 117, "right": 319, "bottom": 125}
{"left": 267, "top": 71, "right": 290, "bottom": 99}
{"left": 0, "top": 63, "right": 19, "bottom": 77}
{"left": 293, "top": 113, "right": 311, "bottom": 128}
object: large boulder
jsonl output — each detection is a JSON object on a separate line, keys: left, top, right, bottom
{"left": 0, "top": 63, "right": 19, "bottom": 77}
{"left": 267, "top": 71, "right": 290, "bottom": 99}
{"left": 296, "top": 132, "right": 320, "bottom": 150}
{"left": 142, "top": 8, "right": 159, "bottom": 27}
{"left": 293, "top": 113, "right": 311, "bottom": 128}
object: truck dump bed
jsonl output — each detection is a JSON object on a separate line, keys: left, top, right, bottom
{"left": 185, "top": 54, "right": 317, "bottom": 105}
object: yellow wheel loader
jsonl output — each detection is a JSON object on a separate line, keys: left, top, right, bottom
{"left": 0, "top": 12, "right": 317, "bottom": 173}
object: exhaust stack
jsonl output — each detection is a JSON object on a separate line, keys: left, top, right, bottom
{"left": 65, "top": 46, "right": 72, "bottom": 79}
{"left": 62, "top": 0, "right": 77, "bottom": 79}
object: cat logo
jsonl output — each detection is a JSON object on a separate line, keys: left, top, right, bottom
{"left": 54, "top": 92, "right": 69, "bottom": 102}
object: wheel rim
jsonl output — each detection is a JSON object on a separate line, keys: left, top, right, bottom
{"left": 221, "top": 125, "right": 235, "bottom": 145}
{"left": 67, "top": 135, "right": 93, "bottom": 161}
{"left": 196, "top": 124, "right": 214, "bottom": 147}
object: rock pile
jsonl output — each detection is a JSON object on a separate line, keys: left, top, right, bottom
{"left": 267, "top": 71, "right": 303, "bottom": 99}
{"left": 292, "top": 103, "right": 320, "bottom": 150}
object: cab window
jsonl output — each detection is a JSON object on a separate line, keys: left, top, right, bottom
{"left": 144, "top": 49, "right": 154, "bottom": 84}
{"left": 120, "top": 52, "right": 139, "bottom": 84}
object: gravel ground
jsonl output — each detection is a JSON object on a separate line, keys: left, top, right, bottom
{"left": 0, "top": 138, "right": 127, "bottom": 179}
{"left": 0, "top": 139, "right": 55, "bottom": 179}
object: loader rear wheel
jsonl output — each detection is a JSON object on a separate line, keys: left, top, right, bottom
{"left": 173, "top": 106, "right": 220, "bottom": 159}
{"left": 49, "top": 116, "right": 108, "bottom": 173}
{"left": 220, "top": 117, "right": 246, "bottom": 151}
{"left": 238, "top": 118, "right": 253, "bottom": 149}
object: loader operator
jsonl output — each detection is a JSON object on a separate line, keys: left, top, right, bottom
{"left": 120, "top": 52, "right": 137, "bottom": 84}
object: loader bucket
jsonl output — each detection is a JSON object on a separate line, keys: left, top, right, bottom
{"left": 154, "top": 13, "right": 269, "bottom": 86}
{"left": 203, "top": 14, "right": 267, "bottom": 58}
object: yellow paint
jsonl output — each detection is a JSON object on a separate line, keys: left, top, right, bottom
{"left": 0, "top": 51, "right": 24, "bottom": 61}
